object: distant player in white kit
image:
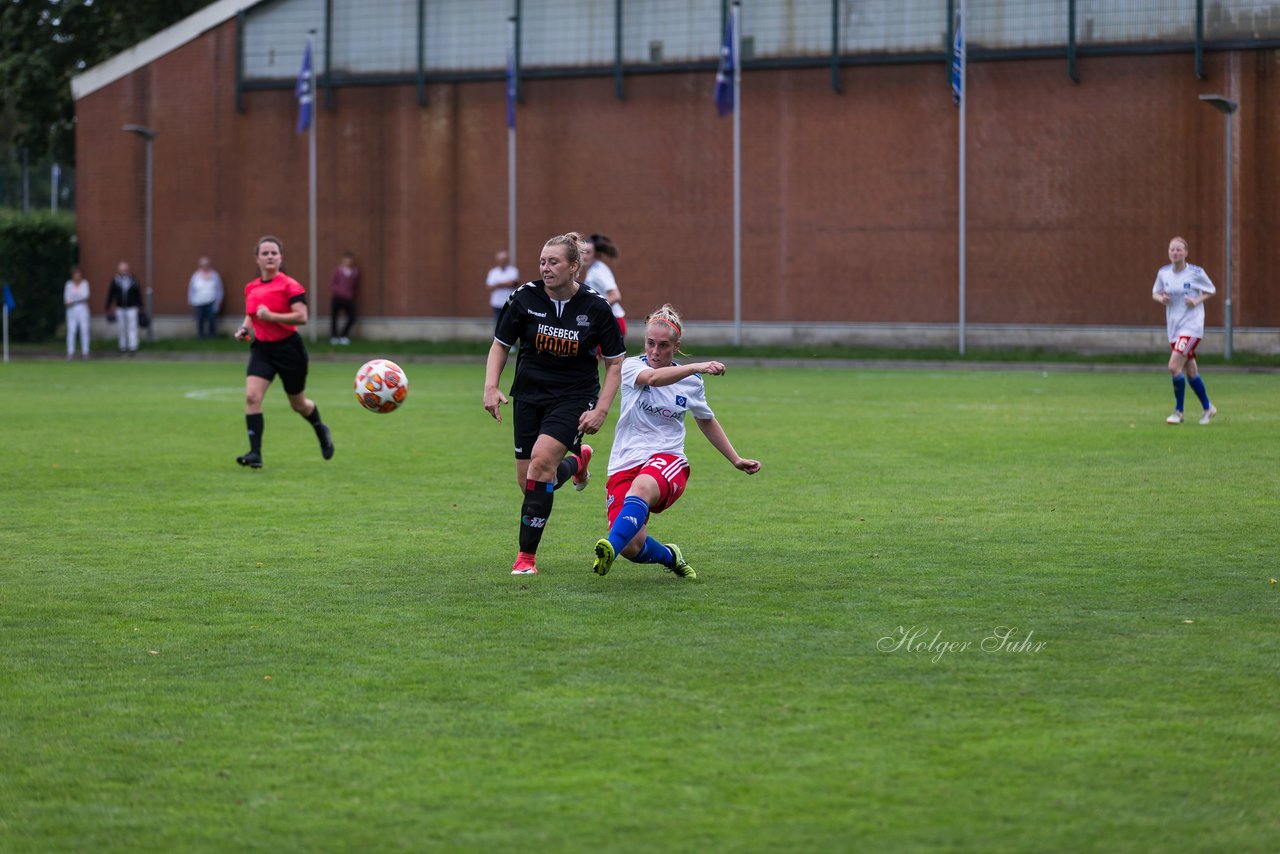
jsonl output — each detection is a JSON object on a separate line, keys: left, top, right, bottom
{"left": 591, "top": 304, "right": 760, "bottom": 579}
{"left": 1152, "top": 236, "right": 1217, "bottom": 425}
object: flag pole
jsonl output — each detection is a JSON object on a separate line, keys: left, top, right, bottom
{"left": 731, "top": 1, "right": 742, "bottom": 347}
{"left": 956, "top": 2, "right": 967, "bottom": 356}
{"left": 2, "top": 304, "right": 8, "bottom": 364}
{"left": 307, "top": 31, "right": 318, "bottom": 344}
{"left": 507, "top": 15, "right": 517, "bottom": 264}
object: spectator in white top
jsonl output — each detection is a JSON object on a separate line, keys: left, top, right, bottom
{"left": 485, "top": 249, "right": 519, "bottom": 328}
{"left": 63, "top": 266, "right": 91, "bottom": 360}
{"left": 188, "top": 257, "right": 224, "bottom": 339}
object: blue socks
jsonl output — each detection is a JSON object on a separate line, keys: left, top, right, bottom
{"left": 1188, "top": 376, "right": 1210, "bottom": 410}
{"left": 607, "top": 495, "right": 650, "bottom": 554}
{"left": 632, "top": 537, "right": 675, "bottom": 566}
{"left": 1172, "top": 374, "right": 1186, "bottom": 411}
{"left": 606, "top": 495, "right": 676, "bottom": 566}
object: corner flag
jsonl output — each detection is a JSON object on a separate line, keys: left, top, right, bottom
{"left": 2, "top": 283, "right": 14, "bottom": 312}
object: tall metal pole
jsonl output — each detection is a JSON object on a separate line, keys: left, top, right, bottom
{"left": 1199, "top": 94, "right": 1238, "bottom": 360}
{"left": 144, "top": 135, "right": 154, "bottom": 343}
{"left": 956, "top": 1, "right": 967, "bottom": 355}
{"left": 308, "top": 32, "right": 318, "bottom": 343}
{"left": 731, "top": 1, "right": 742, "bottom": 347}
{"left": 508, "top": 15, "right": 517, "bottom": 264}
{"left": 123, "top": 125, "right": 155, "bottom": 341}
{"left": 1223, "top": 110, "right": 1233, "bottom": 359}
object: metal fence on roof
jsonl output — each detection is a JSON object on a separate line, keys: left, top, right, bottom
{"left": 239, "top": 0, "right": 1280, "bottom": 82}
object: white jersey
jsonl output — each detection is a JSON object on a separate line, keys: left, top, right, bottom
{"left": 608, "top": 355, "right": 715, "bottom": 474}
{"left": 1152, "top": 263, "right": 1215, "bottom": 341}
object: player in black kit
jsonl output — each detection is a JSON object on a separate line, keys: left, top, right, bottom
{"left": 483, "top": 232, "right": 626, "bottom": 575}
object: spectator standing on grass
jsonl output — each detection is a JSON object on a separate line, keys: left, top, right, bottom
{"left": 483, "top": 231, "right": 626, "bottom": 575}
{"left": 580, "top": 233, "right": 627, "bottom": 338}
{"left": 1152, "top": 236, "right": 1217, "bottom": 425}
{"left": 104, "top": 261, "right": 142, "bottom": 356}
{"left": 329, "top": 251, "right": 359, "bottom": 345}
{"left": 233, "top": 235, "right": 334, "bottom": 469}
{"left": 591, "top": 304, "right": 760, "bottom": 580}
{"left": 188, "top": 256, "right": 224, "bottom": 339}
{"left": 63, "top": 266, "right": 91, "bottom": 360}
{"left": 485, "top": 249, "right": 519, "bottom": 329}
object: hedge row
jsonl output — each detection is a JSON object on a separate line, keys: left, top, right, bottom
{"left": 0, "top": 211, "right": 77, "bottom": 342}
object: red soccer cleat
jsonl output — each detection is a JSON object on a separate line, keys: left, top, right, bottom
{"left": 572, "top": 444, "right": 593, "bottom": 492}
{"left": 511, "top": 552, "right": 539, "bottom": 575}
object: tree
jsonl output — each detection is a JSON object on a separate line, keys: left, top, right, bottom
{"left": 0, "top": 0, "right": 219, "bottom": 165}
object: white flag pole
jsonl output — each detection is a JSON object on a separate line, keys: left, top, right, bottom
{"left": 308, "top": 32, "right": 318, "bottom": 343}
{"left": 2, "top": 305, "right": 8, "bottom": 364}
{"left": 732, "top": 1, "right": 742, "bottom": 347}
{"left": 508, "top": 15, "right": 517, "bottom": 264}
{"left": 957, "top": 1, "right": 967, "bottom": 356}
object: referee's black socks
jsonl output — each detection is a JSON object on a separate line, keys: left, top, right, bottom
{"left": 246, "top": 413, "right": 264, "bottom": 453}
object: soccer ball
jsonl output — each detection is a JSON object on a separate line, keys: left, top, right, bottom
{"left": 355, "top": 359, "right": 409, "bottom": 413}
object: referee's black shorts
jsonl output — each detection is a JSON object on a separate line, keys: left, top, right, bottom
{"left": 511, "top": 395, "right": 596, "bottom": 460}
{"left": 247, "top": 333, "right": 309, "bottom": 395}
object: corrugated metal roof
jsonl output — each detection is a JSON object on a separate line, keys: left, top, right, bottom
{"left": 71, "top": 0, "right": 264, "bottom": 100}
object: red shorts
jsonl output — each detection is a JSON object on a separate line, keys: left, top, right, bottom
{"left": 605, "top": 454, "right": 691, "bottom": 525}
{"left": 1171, "top": 336, "right": 1201, "bottom": 359}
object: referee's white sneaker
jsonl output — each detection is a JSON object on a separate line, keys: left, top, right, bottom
{"left": 1166, "top": 411, "right": 1184, "bottom": 425}
{"left": 1199, "top": 405, "right": 1218, "bottom": 425}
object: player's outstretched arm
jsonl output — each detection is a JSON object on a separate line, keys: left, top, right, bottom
{"left": 695, "top": 417, "right": 760, "bottom": 475}
{"left": 637, "top": 360, "right": 725, "bottom": 388}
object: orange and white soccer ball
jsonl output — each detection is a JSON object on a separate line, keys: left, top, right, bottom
{"left": 355, "top": 359, "right": 408, "bottom": 413}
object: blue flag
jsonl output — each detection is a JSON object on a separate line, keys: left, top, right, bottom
{"left": 296, "top": 38, "right": 314, "bottom": 133}
{"left": 714, "top": 9, "right": 736, "bottom": 117}
{"left": 506, "top": 40, "right": 517, "bottom": 129}
{"left": 2, "top": 283, "right": 14, "bottom": 312}
{"left": 951, "top": 8, "right": 964, "bottom": 106}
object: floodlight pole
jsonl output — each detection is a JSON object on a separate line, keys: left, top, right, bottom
{"left": 123, "top": 124, "right": 156, "bottom": 343}
{"left": 1198, "top": 94, "right": 1237, "bottom": 360}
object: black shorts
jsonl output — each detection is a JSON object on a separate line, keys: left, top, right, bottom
{"left": 511, "top": 396, "right": 596, "bottom": 460}
{"left": 247, "top": 333, "right": 309, "bottom": 396}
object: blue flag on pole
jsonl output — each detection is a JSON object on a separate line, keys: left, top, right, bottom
{"left": 951, "top": 7, "right": 964, "bottom": 106}
{"left": 2, "top": 283, "right": 14, "bottom": 312}
{"left": 296, "top": 38, "right": 314, "bottom": 133}
{"left": 714, "top": 9, "right": 736, "bottom": 117}
{"left": 506, "top": 39, "right": 517, "bottom": 129}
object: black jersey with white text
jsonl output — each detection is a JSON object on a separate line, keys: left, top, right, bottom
{"left": 494, "top": 281, "right": 626, "bottom": 404}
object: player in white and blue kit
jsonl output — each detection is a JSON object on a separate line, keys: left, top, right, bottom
{"left": 1152, "top": 236, "right": 1217, "bottom": 425}
{"left": 592, "top": 304, "right": 760, "bottom": 579}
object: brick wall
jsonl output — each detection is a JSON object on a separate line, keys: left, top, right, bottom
{"left": 75, "top": 23, "right": 1280, "bottom": 330}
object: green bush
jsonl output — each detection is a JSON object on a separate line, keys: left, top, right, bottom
{"left": 0, "top": 211, "right": 76, "bottom": 342}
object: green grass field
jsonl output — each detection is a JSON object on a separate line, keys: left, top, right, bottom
{"left": 2, "top": 357, "right": 1277, "bottom": 851}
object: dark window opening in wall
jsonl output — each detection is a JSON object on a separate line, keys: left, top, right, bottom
{"left": 649, "top": 40, "right": 663, "bottom": 63}
{"left": 741, "top": 36, "right": 755, "bottom": 61}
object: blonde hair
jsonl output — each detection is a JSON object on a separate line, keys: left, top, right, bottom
{"left": 1170, "top": 236, "right": 1189, "bottom": 251}
{"left": 543, "top": 231, "right": 586, "bottom": 269}
{"left": 645, "top": 304, "right": 687, "bottom": 354}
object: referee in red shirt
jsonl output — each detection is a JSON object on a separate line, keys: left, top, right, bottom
{"left": 234, "top": 235, "right": 334, "bottom": 468}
